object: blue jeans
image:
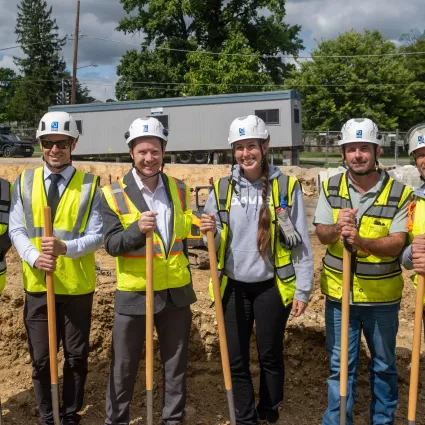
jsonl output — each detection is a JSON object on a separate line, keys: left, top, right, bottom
{"left": 322, "top": 299, "right": 400, "bottom": 425}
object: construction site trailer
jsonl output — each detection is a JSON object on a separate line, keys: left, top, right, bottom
{"left": 49, "top": 90, "right": 302, "bottom": 164}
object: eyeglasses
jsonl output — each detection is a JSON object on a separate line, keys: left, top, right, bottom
{"left": 40, "top": 138, "right": 72, "bottom": 149}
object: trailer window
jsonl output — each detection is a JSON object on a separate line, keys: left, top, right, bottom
{"left": 149, "top": 115, "right": 169, "bottom": 130}
{"left": 254, "top": 109, "right": 279, "bottom": 125}
{"left": 294, "top": 108, "right": 300, "bottom": 124}
{"left": 75, "top": 120, "right": 83, "bottom": 135}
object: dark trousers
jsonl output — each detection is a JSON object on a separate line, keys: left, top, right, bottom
{"left": 105, "top": 297, "right": 192, "bottom": 425}
{"left": 223, "top": 278, "right": 292, "bottom": 425}
{"left": 24, "top": 292, "right": 94, "bottom": 425}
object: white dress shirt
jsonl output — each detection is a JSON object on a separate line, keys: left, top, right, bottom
{"left": 131, "top": 168, "right": 171, "bottom": 252}
{"left": 9, "top": 165, "right": 103, "bottom": 267}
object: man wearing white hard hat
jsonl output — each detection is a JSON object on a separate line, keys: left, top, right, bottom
{"left": 9, "top": 111, "right": 103, "bottom": 425}
{"left": 401, "top": 124, "right": 425, "bottom": 331}
{"left": 101, "top": 117, "right": 196, "bottom": 425}
{"left": 314, "top": 118, "right": 412, "bottom": 424}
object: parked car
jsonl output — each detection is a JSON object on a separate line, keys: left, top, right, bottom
{"left": 0, "top": 124, "right": 34, "bottom": 157}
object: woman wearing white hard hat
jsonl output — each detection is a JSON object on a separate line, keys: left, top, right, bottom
{"left": 200, "top": 115, "right": 313, "bottom": 425}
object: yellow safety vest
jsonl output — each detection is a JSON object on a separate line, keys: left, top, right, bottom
{"left": 321, "top": 171, "right": 412, "bottom": 303}
{"left": 101, "top": 174, "right": 193, "bottom": 292}
{"left": 407, "top": 195, "right": 425, "bottom": 303}
{"left": 20, "top": 168, "right": 98, "bottom": 295}
{"left": 210, "top": 174, "right": 299, "bottom": 306}
{"left": 0, "top": 178, "right": 11, "bottom": 294}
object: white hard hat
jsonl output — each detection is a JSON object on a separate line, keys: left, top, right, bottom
{"left": 125, "top": 117, "right": 168, "bottom": 146}
{"left": 338, "top": 118, "right": 381, "bottom": 146}
{"left": 36, "top": 111, "right": 79, "bottom": 139}
{"left": 405, "top": 123, "right": 425, "bottom": 156}
{"left": 228, "top": 115, "right": 269, "bottom": 146}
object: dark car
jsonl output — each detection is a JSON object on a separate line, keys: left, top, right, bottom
{"left": 0, "top": 124, "right": 34, "bottom": 157}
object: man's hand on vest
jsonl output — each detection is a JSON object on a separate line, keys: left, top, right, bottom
{"left": 138, "top": 211, "right": 158, "bottom": 234}
{"left": 41, "top": 237, "right": 67, "bottom": 256}
{"left": 412, "top": 234, "right": 425, "bottom": 274}
{"left": 336, "top": 208, "right": 359, "bottom": 233}
{"left": 34, "top": 253, "right": 56, "bottom": 272}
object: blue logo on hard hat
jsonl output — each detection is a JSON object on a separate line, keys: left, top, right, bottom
{"left": 356, "top": 130, "right": 362, "bottom": 138}
{"left": 239, "top": 128, "right": 245, "bottom": 136}
{"left": 143, "top": 125, "right": 149, "bottom": 132}
{"left": 51, "top": 121, "right": 59, "bottom": 131}
{"left": 419, "top": 135, "right": 424, "bottom": 145}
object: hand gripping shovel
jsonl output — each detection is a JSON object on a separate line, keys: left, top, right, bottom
{"left": 340, "top": 247, "right": 351, "bottom": 425}
{"left": 206, "top": 231, "right": 236, "bottom": 425}
{"left": 407, "top": 273, "right": 425, "bottom": 425}
{"left": 44, "top": 206, "right": 61, "bottom": 425}
{"left": 145, "top": 230, "right": 154, "bottom": 425}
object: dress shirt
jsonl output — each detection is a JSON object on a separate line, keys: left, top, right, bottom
{"left": 131, "top": 168, "right": 171, "bottom": 252}
{"left": 9, "top": 165, "right": 103, "bottom": 267}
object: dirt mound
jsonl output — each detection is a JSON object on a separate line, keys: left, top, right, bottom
{"left": 0, "top": 159, "right": 423, "bottom": 424}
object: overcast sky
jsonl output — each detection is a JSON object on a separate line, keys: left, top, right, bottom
{"left": 0, "top": 0, "right": 423, "bottom": 101}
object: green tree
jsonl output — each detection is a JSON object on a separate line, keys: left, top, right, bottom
{"left": 0, "top": 68, "right": 18, "bottom": 122}
{"left": 399, "top": 29, "right": 425, "bottom": 126}
{"left": 183, "top": 31, "right": 275, "bottom": 96}
{"left": 10, "top": 0, "right": 94, "bottom": 123}
{"left": 285, "top": 30, "right": 418, "bottom": 131}
{"left": 116, "top": 0, "right": 302, "bottom": 99}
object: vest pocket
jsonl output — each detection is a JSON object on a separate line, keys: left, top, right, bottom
{"left": 367, "top": 222, "right": 389, "bottom": 238}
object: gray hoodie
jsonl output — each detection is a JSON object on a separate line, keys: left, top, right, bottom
{"left": 203, "top": 164, "right": 313, "bottom": 303}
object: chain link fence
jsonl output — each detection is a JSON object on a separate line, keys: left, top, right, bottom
{"left": 302, "top": 130, "right": 409, "bottom": 166}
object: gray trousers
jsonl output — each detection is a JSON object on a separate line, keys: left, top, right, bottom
{"left": 105, "top": 298, "right": 192, "bottom": 425}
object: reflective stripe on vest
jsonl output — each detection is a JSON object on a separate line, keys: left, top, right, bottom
{"left": 123, "top": 239, "right": 184, "bottom": 258}
{"left": 22, "top": 169, "right": 96, "bottom": 240}
{"left": 276, "top": 262, "right": 296, "bottom": 280}
{"left": 0, "top": 178, "right": 10, "bottom": 225}
{"left": 110, "top": 180, "right": 131, "bottom": 215}
{"left": 324, "top": 251, "right": 401, "bottom": 277}
{"left": 172, "top": 178, "right": 187, "bottom": 211}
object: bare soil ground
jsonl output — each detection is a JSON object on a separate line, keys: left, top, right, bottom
{"left": 0, "top": 159, "right": 423, "bottom": 424}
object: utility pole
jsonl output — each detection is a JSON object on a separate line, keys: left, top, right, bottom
{"left": 71, "top": 0, "right": 80, "bottom": 105}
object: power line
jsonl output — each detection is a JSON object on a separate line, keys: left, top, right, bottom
{"left": 0, "top": 39, "right": 60, "bottom": 52}
{"left": 81, "top": 34, "right": 425, "bottom": 59}
{"left": 2, "top": 33, "right": 424, "bottom": 60}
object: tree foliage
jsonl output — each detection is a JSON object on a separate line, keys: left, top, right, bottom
{"left": 9, "top": 0, "right": 93, "bottom": 124}
{"left": 0, "top": 68, "right": 18, "bottom": 123}
{"left": 285, "top": 30, "right": 418, "bottom": 131}
{"left": 399, "top": 29, "right": 425, "bottom": 126}
{"left": 116, "top": 0, "right": 302, "bottom": 99}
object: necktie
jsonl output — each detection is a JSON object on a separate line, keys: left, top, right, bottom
{"left": 47, "top": 173, "right": 62, "bottom": 221}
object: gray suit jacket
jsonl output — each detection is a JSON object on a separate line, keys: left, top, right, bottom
{"left": 101, "top": 170, "right": 197, "bottom": 315}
